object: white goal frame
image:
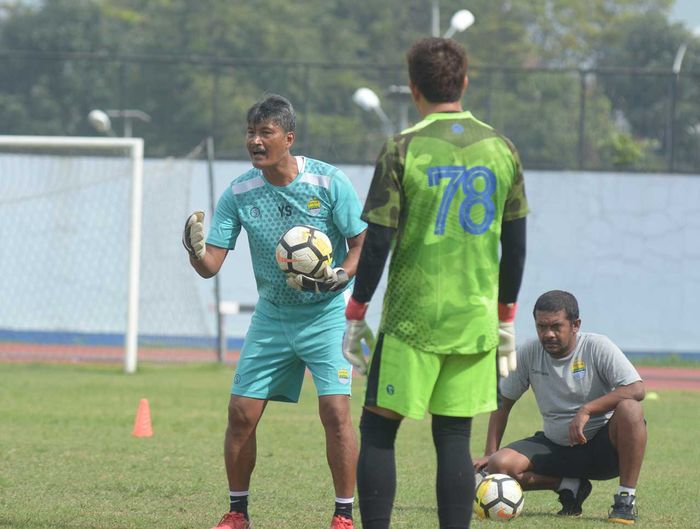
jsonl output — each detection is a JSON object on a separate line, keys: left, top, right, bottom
{"left": 0, "top": 135, "right": 144, "bottom": 374}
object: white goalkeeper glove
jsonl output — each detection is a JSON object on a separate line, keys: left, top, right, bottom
{"left": 498, "top": 303, "right": 518, "bottom": 378}
{"left": 342, "top": 297, "right": 375, "bottom": 375}
{"left": 286, "top": 266, "right": 349, "bottom": 293}
{"left": 182, "top": 211, "right": 206, "bottom": 260}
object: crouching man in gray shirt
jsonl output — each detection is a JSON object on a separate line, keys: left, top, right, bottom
{"left": 473, "top": 290, "right": 646, "bottom": 525}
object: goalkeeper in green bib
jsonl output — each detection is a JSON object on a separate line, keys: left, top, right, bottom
{"left": 342, "top": 37, "right": 529, "bottom": 529}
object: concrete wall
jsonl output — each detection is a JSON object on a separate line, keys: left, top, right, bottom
{"left": 203, "top": 163, "right": 700, "bottom": 355}
{"left": 3, "top": 153, "right": 697, "bottom": 355}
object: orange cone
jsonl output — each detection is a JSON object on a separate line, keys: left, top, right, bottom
{"left": 132, "top": 398, "right": 153, "bottom": 437}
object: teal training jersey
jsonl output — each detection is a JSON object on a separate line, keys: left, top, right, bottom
{"left": 362, "top": 111, "right": 529, "bottom": 354}
{"left": 208, "top": 156, "right": 367, "bottom": 306}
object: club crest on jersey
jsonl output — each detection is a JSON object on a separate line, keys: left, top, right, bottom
{"left": 338, "top": 368, "right": 350, "bottom": 384}
{"left": 571, "top": 360, "right": 586, "bottom": 379}
{"left": 249, "top": 207, "right": 260, "bottom": 218}
{"left": 307, "top": 197, "right": 321, "bottom": 215}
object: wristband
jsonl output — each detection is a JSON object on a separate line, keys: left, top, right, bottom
{"left": 498, "top": 302, "right": 517, "bottom": 322}
{"left": 345, "top": 296, "right": 369, "bottom": 320}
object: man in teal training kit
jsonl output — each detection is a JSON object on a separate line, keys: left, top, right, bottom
{"left": 343, "top": 37, "right": 529, "bottom": 529}
{"left": 474, "top": 290, "right": 646, "bottom": 525}
{"left": 183, "top": 94, "right": 367, "bottom": 529}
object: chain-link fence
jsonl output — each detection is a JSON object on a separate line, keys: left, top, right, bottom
{"left": 1, "top": 50, "right": 699, "bottom": 172}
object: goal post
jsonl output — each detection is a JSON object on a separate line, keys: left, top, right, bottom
{"left": 0, "top": 135, "right": 144, "bottom": 373}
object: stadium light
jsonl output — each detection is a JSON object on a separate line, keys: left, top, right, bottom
{"left": 87, "top": 109, "right": 114, "bottom": 136}
{"left": 673, "top": 43, "right": 688, "bottom": 74}
{"left": 88, "top": 108, "right": 151, "bottom": 137}
{"left": 667, "top": 26, "right": 700, "bottom": 170}
{"left": 352, "top": 87, "right": 395, "bottom": 136}
{"left": 672, "top": 26, "right": 700, "bottom": 74}
{"left": 443, "top": 9, "right": 475, "bottom": 38}
{"left": 352, "top": 87, "right": 381, "bottom": 112}
{"left": 431, "top": 1, "right": 475, "bottom": 38}
{"left": 357, "top": 5, "right": 475, "bottom": 135}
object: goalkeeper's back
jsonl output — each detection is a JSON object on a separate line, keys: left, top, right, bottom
{"left": 362, "top": 111, "right": 528, "bottom": 355}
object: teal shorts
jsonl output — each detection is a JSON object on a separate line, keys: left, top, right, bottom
{"left": 232, "top": 294, "right": 353, "bottom": 402}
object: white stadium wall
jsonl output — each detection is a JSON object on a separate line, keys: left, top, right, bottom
{"left": 2, "top": 152, "right": 698, "bottom": 357}
{"left": 511, "top": 170, "right": 699, "bottom": 355}
{"left": 199, "top": 163, "right": 700, "bottom": 356}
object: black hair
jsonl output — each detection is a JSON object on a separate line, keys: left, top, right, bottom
{"left": 406, "top": 37, "right": 468, "bottom": 103}
{"left": 246, "top": 94, "right": 296, "bottom": 133}
{"left": 533, "top": 290, "right": 580, "bottom": 322}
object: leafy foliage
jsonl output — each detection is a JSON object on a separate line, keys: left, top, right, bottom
{"left": 0, "top": 0, "right": 698, "bottom": 170}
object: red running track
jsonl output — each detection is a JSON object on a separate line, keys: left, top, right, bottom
{"left": 1, "top": 343, "right": 699, "bottom": 391}
{"left": 635, "top": 366, "right": 700, "bottom": 392}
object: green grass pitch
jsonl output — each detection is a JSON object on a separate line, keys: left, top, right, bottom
{"left": 0, "top": 362, "right": 698, "bottom": 528}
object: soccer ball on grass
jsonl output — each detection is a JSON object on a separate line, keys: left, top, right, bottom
{"left": 275, "top": 225, "right": 333, "bottom": 278}
{"left": 474, "top": 473, "right": 524, "bottom": 521}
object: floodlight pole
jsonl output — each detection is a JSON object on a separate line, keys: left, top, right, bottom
{"left": 668, "top": 44, "right": 687, "bottom": 171}
{"left": 88, "top": 108, "right": 151, "bottom": 138}
{"left": 356, "top": 6, "right": 474, "bottom": 135}
{"left": 432, "top": 2, "right": 475, "bottom": 38}
{"left": 372, "top": 106, "right": 395, "bottom": 136}
{"left": 353, "top": 87, "right": 395, "bottom": 136}
{"left": 205, "top": 136, "right": 226, "bottom": 364}
{"left": 431, "top": 0, "right": 440, "bottom": 37}
{"left": 106, "top": 109, "right": 152, "bottom": 138}
{"left": 667, "top": 29, "right": 700, "bottom": 172}
{"left": 388, "top": 85, "right": 412, "bottom": 132}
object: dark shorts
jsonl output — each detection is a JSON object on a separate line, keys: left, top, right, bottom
{"left": 506, "top": 422, "right": 620, "bottom": 480}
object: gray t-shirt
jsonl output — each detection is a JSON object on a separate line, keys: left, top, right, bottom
{"left": 500, "top": 332, "right": 641, "bottom": 446}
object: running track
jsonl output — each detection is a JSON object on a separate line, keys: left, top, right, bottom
{"left": 0, "top": 343, "right": 698, "bottom": 392}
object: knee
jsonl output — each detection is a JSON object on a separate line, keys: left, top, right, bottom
{"left": 614, "top": 399, "right": 644, "bottom": 424}
{"left": 432, "top": 415, "right": 472, "bottom": 442}
{"left": 227, "top": 401, "right": 257, "bottom": 433}
{"left": 319, "top": 397, "right": 351, "bottom": 431}
{"left": 359, "top": 408, "right": 400, "bottom": 449}
{"left": 486, "top": 449, "right": 525, "bottom": 476}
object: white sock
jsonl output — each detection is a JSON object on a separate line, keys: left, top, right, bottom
{"left": 230, "top": 490, "right": 249, "bottom": 497}
{"left": 617, "top": 486, "right": 636, "bottom": 498}
{"left": 335, "top": 496, "right": 354, "bottom": 504}
{"left": 558, "top": 477, "right": 580, "bottom": 495}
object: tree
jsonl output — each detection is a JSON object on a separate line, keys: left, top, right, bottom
{"left": 0, "top": 0, "right": 124, "bottom": 136}
{"left": 595, "top": 10, "right": 700, "bottom": 170}
{"left": 0, "top": 0, "right": 697, "bottom": 170}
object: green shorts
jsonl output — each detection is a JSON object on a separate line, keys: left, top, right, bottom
{"left": 364, "top": 332, "right": 498, "bottom": 419}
